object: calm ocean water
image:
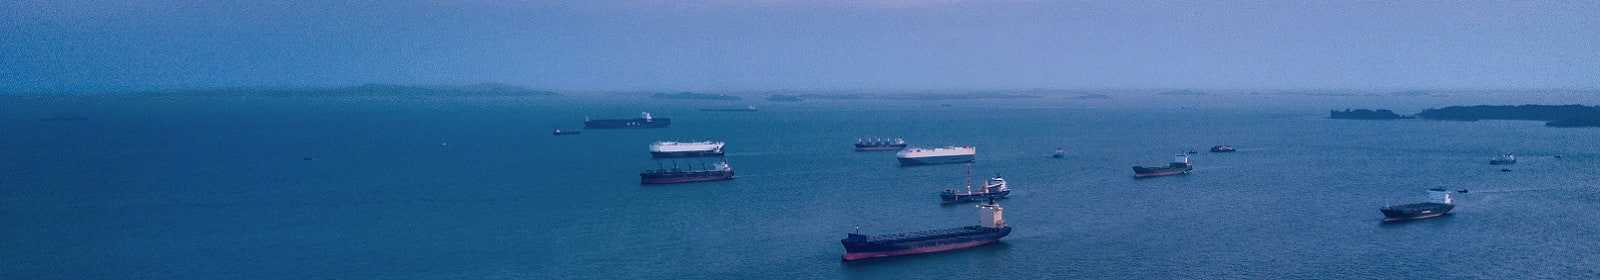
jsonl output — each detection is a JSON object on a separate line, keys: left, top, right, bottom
{"left": 3, "top": 91, "right": 1599, "bottom": 279}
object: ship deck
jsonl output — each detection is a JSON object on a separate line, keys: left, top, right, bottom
{"left": 1381, "top": 202, "right": 1450, "bottom": 211}
{"left": 862, "top": 226, "right": 993, "bottom": 242}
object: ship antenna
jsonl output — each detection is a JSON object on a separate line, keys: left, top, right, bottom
{"left": 854, "top": 225, "right": 860, "bottom": 234}
{"left": 966, "top": 163, "right": 973, "bottom": 194}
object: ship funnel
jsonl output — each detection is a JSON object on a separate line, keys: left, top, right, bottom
{"left": 1428, "top": 188, "right": 1453, "bottom": 204}
{"left": 642, "top": 112, "right": 653, "bottom": 121}
{"left": 1173, "top": 154, "right": 1189, "bottom": 164}
{"left": 977, "top": 200, "right": 1005, "bottom": 228}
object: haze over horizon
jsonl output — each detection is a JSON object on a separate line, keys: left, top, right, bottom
{"left": 4, "top": 1, "right": 1598, "bottom": 93}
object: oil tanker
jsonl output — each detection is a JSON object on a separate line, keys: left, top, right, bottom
{"left": 585, "top": 112, "right": 670, "bottom": 129}
{"left": 841, "top": 200, "right": 1010, "bottom": 261}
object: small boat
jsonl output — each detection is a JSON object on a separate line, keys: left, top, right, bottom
{"left": 1489, "top": 153, "right": 1516, "bottom": 165}
{"left": 1380, "top": 188, "right": 1455, "bottom": 222}
{"left": 1500, "top": 168, "right": 1512, "bottom": 172}
{"left": 1187, "top": 150, "right": 1198, "bottom": 154}
{"left": 940, "top": 164, "right": 1010, "bottom": 204}
{"left": 1209, "top": 145, "right": 1236, "bottom": 152}
{"left": 1052, "top": 148, "right": 1065, "bottom": 158}
{"left": 1457, "top": 190, "right": 1469, "bottom": 193}
{"left": 552, "top": 128, "right": 581, "bottom": 135}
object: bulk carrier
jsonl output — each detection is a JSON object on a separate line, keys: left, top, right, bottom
{"left": 840, "top": 199, "right": 1010, "bottom": 261}
{"left": 640, "top": 161, "right": 734, "bottom": 184}
{"left": 1133, "top": 154, "right": 1192, "bottom": 178}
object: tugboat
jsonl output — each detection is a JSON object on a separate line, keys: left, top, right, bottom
{"left": 855, "top": 137, "right": 908, "bottom": 151}
{"left": 1380, "top": 188, "right": 1455, "bottom": 222}
{"left": 841, "top": 199, "right": 1011, "bottom": 261}
{"left": 940, "top": 164, "right": 1010, "bottom": 204}
{"left": 552, "top": 128, "right": 581, "bottom": 135}
{"left": 1052, "top": 148, "right": 1066, "bottom": 158}
{"left": 1209, "top": 145, "right": 1236, "bottom": 152}
{"left": 639, "top": 161, "right": 734, "bottom": 184}
{"left": 1133, "top": 154, "right": 1192, "bottom": 178}
{"left": 1489, "top": 153, "right": 1516, "bottom": 165}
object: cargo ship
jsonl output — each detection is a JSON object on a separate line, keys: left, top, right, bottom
{"left": 840, "top": 199, "right": 1010, "bottom": 261}
{"left": 1380, "top": 188, "right": 1455, "bottom": 221}
{"left": 856, "top": 137, "right": 908, "bottom": 151}
{"left": 1210, "top": 145, "right": 1235, "bottom": 152}
{"left": 640, "top": 161, "right": 734, "bottom": 184}
{"left": 1133, "top": 154, "right": 1192, "bottom": 177}
{"left": 552, "top": 128, "right": 581, "bottom": 135}
{"left": 584, "top": 112, "right": 670, "bottom": 129}
{"left": 897, "top": 146, "right": 976, "bottom": 166}
{"left": 650, "top": 141, "right": 725, "bottom": 158}
{"left": 699, "top": 105, "right": 757, "bottom": 112}
{"left": 942, "top": 173, "right": 1010, "bottom": 204}
{"left": 1489, "top": 153, "right": 1516, "bottom": 165}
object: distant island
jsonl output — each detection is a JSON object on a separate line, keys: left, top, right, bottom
{"left": 766, "top": 95, "right": 803, "bottom": 102}
{"left": 797, "top": 93, "right": 868, "bottom": 100}
{"left": 146, "top": 83, "right": 558, "bottom": 97}
{"left": 651, "top": 92, "right": 742, "bottom": 100}
{"left": 885, "top": 92, "right": 1041, "bottom": 100}
{"left": 1067, "top": 94, "right": 1110, "bottom": 100}
{"left": 1330, "top": 109, "right": 1413, "bottom": 120}
{"left": 1416, "top": 105, "right": 1600, "bottom": 127}
{"left": 1157, "top": 89, "right": 1211, "bottom": 96}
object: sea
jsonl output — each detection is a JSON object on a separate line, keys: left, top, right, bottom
{"left": 3, "top": 90, "right": 1598, "bottom": 279}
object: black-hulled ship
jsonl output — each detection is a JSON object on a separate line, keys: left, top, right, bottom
{"left": 1489, "top": 153, "right": 1516, "bottom": 165}
{"left": 640, "top": 161, "right": 733, "bottom": 184}
{"left": 1380, "top": 188, "right": 1455, "bottom": 221}
{"left": 1210, "top": 145, "right": 1236, "bottom": 152}
{"left": 855, "top": 137, "right": 907, "bottom": 151}
{"left": 841, "top": 199, "right": 1010, "bottom": 261}
{"left": 585, "top": 112, "right": 670, "bottom": 129}
{"left": 942, "top": 175, "right": 1010, "bottom": 204}
{"left": 1133, "top": 154, "right": 1192, "bottom": 178}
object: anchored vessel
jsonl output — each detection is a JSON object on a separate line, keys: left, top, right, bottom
{"left": 942, "top": 176, "right": 1011, "bottom": 204}
{"left": 1489, "top": 153, "right": 1516, "bottom": 165}
{"left": 840, "top": 199, "right": 1010, "bottom": 261}
{"left": 897, "top": 146, "right": 976, "bottom": 166}
{"left": 856, "top": 137, "right": 908, "bottom": 151}
{"left": 640, "top": 161, "right": 734, "bottom": 184}
{"left": 1052, "top": 148, "right": 1066, "bottom": 158}
{"left": 1133, "top": 154, "right": 1192, "bottom": 177}
{"left": 650, "top": 141, "right": 725, "bottom": 158}
{"left": 1210, "top": 145, "right": 1236, "bottom": 152}
{"left": 699, "top": 105, "right": 757, "bottom": 112}
{"left": 1381, "top": 188, "right": 1455, "bottom": 221}
{"left": 552, "top": 128, "right": 581, "bottom": 135}
{"left": 584, "top": 112, "right": 671, "bottom": 129}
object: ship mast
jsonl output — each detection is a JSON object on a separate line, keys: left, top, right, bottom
{"left": 965, "top": 163, "right": 973, "bottom": 194}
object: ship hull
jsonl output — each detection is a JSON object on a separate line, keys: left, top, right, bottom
{"left": 650, "top": 150, "right": 725, "bottom": 158}
{"left": 640, "top": 171, "right": 734, "bottom": 184}
{"left": 1489, "top": 160, "right": 1515, "bottom": 165}
{"left": 841, "top": 226, "right": 1010, "bottom": 261}
{"left": 1133, "top": 165, "right": 1192, "bottom": 177}
{"left": 585, "top": 118, "right": 671, "bottom": 129}
{"left": 940, "top": 191, "right": 1009, "bottom": 204}
{"left": 856, "top": 144, "right": 908, "bottom": 151}
{"left": 1380, "top": 202, "right": 1454, "bottom": 221}
{"left": 898, "top": 155, "right": 975, "bottom": 166}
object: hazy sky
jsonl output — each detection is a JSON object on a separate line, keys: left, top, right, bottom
{"left": 3, "top": 1, "right": 1597, "bottom": 92}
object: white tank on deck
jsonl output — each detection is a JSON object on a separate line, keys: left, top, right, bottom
{"left": 978, "top": 202, "right": 1005, "bottom": 228}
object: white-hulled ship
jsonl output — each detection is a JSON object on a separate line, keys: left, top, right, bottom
{"left": 896, "top": 146, "right": 976, "bottom": 166}
{"left": 650, "top": 141, "right": 725, "bottom": 158}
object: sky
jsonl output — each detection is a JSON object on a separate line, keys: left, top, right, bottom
{"left": 3, "top": 0, "right": 1597, "bottom": 92}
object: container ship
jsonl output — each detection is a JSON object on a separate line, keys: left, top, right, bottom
{"left": 856, "top": 137, "right": 908, "bottom": 151}
{"left": 1489, "top": 153, "right": 1516, "bottom": 165}
{"left": 650, "top": 141, "right": 725, "bottom": 158}
{"left": 896, "top": 146, "right": 976, "bottom": 166}
{"left": 840, "top": 200, "right": 1010, "bottom": 261}
{"left": 640, "top": 161, "right": 734, "bottom": 184}
{"left": 584, "top": 112, "right": 670, "bottom": 129}
{"left": 1380, "top": 188, "right": 1455, "bottom": 221}
{"left": 1133, "top": 154, "right": 1192, "bottom": 177}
